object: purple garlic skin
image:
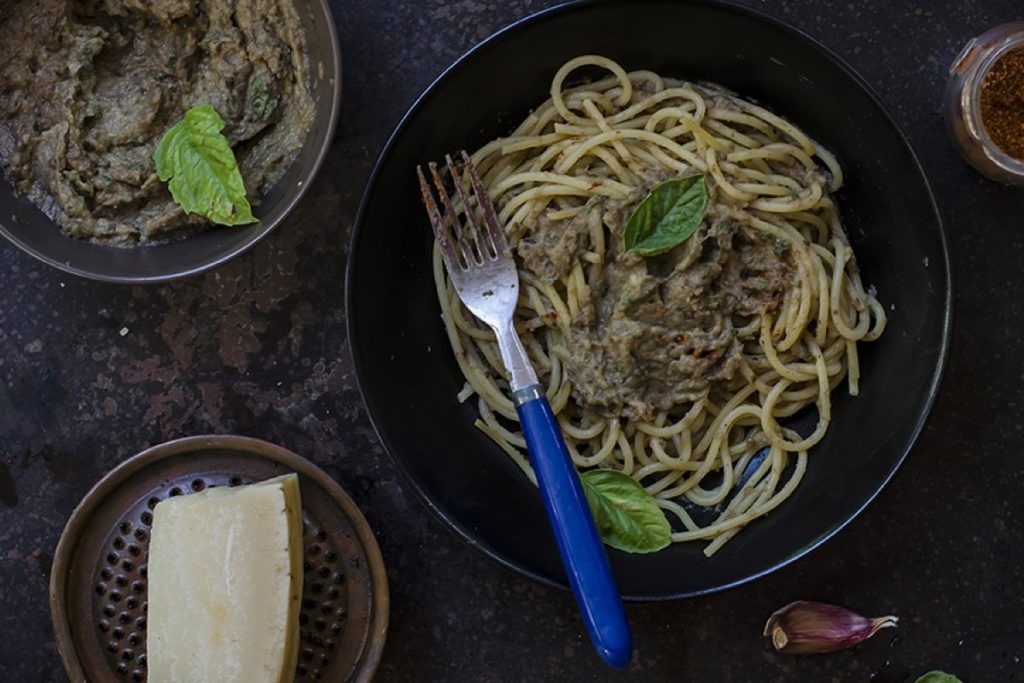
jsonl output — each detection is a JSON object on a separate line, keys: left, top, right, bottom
{"left": 764, "top": 600, "right": 899, "bottom": 654}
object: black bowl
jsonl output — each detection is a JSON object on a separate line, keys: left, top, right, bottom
{"left": 0, "top": 0, "right": 341, "bottom": 284}
{"left": 347, "top": 0, "right": 951, "bottom": 599}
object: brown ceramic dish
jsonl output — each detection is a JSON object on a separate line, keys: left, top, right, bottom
{"left": 0, "top": 0, "right": 341, "bottom": 284}
{"left": 49, "top": 435, "right": 388, "bottom": 683}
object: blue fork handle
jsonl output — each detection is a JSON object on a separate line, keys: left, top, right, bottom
{"left": 515, "top": 387, "right": 633, "bottom": 669}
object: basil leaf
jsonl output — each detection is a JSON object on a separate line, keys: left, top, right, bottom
{"left": 622, "top": 174, "right": 708, "bottom": 256}
{"left": 153, "top": 104, "right": 256, "bottom": 226}
{"left": 914, "top": 673, "right": 962, "bottom": 683}
{"left": 580, "top": 468, "right": 671, "bottom": 553}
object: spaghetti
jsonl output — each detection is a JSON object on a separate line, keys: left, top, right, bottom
{"left": 433, "top": 56, "right": 886, "bottom": 556}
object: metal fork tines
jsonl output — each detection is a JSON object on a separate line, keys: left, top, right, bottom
{"left": 417, "top": 151, "right": 538, "bottom": 392}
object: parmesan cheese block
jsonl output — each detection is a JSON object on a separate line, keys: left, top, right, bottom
{"left": 147, "top": 474, "right": 303, "bottom": 683}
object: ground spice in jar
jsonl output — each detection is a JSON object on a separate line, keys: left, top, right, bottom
{"left": 980, "top": 46, "right": 1024, "bottom": 160}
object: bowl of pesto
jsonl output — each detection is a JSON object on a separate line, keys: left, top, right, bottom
{"left": 0, "top": 0, "right": 341, "bottom": 282}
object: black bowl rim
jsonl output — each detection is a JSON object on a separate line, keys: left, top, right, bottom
{"left": 0, "top": 0, "right": 343, "bottom": 285}
{"left": 346, "top": 0, "right": 953, "bottom": 600}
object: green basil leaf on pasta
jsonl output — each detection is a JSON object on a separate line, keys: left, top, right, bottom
{"left": 580, "top": 468, "right": 671, "bottom": 553}
{"left": 153, "top": 104, "right": 257, "bottom": 226}
{"left": 914, "top": 673, "right": 963, "bottom": 683}
{"left": 622, "top": 174, "right": 708, "bottom": 256}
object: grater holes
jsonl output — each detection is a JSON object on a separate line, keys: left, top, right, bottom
{"left": 97, "top": 511, "right": 150, "bottom": 680}
{"left": 191, "top": 479, "right": 206, "bottom": 492}
{"left": 169, "top": 487, "right": 182, "bottom": 497}
{"left": 295, "top": 522, "right": 357, "bottom": 680}
{"left": 146, "top": 497, "right": 159, "bottom": 510}
{"left": 229, "top": 476, "right": 243, "bottom": 486}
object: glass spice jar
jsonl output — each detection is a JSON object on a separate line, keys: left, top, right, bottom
{"left": 945, "top": 21, "right": 1024, "bottom": 185}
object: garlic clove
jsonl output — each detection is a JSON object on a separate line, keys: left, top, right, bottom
{"left": 764, "top": 600, "right": 898, "bottom": 655}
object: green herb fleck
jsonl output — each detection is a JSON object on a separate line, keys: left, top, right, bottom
{"left": 753, "top": 279, "right": 769, "bottom": 290}
{"left": 153, "top": 104, "right": 256, "bottom": 226}
{"left": 585, "top": 194, "right": 606, "bottom": 210}
{"left": 623, "top": 175, "right": 708, "bottom": 256}
{"left": 773, "top": 239, "right": 788, "bottom": 254}
{"left": 165, "top": 55, "right": 178, "bottom": 71}
{"left": 580, "top": 469, "right": 671, "bottom": 553}
{"left": 248, "top": 74, "right": 278, "bottom": 122}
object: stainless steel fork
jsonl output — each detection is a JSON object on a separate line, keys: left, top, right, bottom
{"left": 418, "top": 152, "right": 632, "bottom": 669}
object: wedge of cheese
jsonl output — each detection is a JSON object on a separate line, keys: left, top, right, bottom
{"left": 147, "top": 474, "right": 303, "bottom": 683}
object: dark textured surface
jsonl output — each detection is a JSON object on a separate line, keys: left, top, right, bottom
{"left": 0, "top": 1, "right": 1021, "bottom": 681}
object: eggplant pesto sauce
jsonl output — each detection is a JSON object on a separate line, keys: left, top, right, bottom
{"left": 0, "top": 0, "right": 315, "bottom": 245}
{"left": 513, "top": 171, "right": 797, "bottom": 422}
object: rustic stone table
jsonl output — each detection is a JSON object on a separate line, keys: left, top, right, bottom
{"left": 1, "top": 1, "right": 1021, "bottom": 680}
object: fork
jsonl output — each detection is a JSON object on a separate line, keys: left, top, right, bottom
{"left": 417, "top": 152, "right": 632, "bottom": 669}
